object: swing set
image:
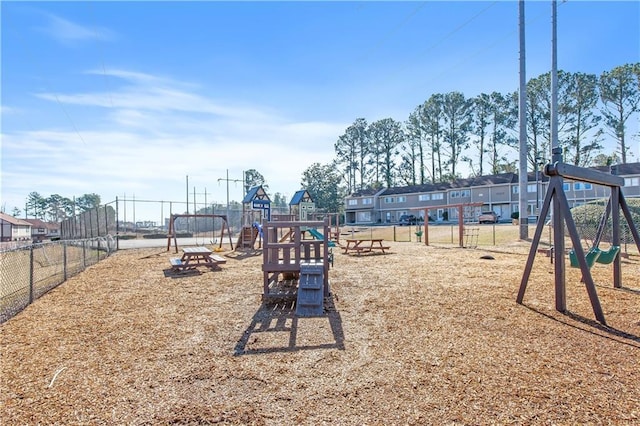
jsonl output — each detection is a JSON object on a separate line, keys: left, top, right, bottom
{"left": 166, "top": 214, "right": 234, "bottom": 253}
{"left": 517, "top": 148, "right": 640, "bottom": 325}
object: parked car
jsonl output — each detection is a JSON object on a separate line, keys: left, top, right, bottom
{"left": 478, "top": 211, "right": 499, "bottom": 224}
{"left": 398, "top": 214, "right": 418, "bottom": 226}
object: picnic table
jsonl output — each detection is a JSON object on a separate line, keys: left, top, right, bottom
{"left": 342, "top": 239, "right": 390, "bottom": 255}
{"left": 169, "top": 247, "right": 226, "bottom": 272}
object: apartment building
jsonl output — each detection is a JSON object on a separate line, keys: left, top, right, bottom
{"left": 344, "top": 163, "right": 640, "bottom": 225}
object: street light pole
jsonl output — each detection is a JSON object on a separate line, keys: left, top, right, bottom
{"left": 217, "top": 169, "right": 243, "bottom": 226}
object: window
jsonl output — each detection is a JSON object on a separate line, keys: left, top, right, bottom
{"left": 362, "top": 198, "right": 372, "bottom": 205}
{"left": 451, "top": 191, "right": 460, "bottom": 198}
{"left": 432, "top": 193, "right": 444, "bottom": 200}
{"left": 418, "top": 194, "right": 430, "bottom": 201}
{"left": 563, "top": 183, "right": 570, "bottom": 191}
{"left": 356, "top": 211, "right": 371, "bottom": 222}
{"left": 460, "top": 189, "right": 470, "bottom": 197}
{"left": 348, "top": 199, "right": 357, "bottom": 206}
{"left": 527, "top": 184, "right": 537, "bottom": 193}
{"left": 384, "top": 197, "right": 395, "bottom": 204}
{"left": 397, "top": 196, "right": 406, "bottom": 203}
{"left": 574, "top": 182, "right": 592, "bottom": 191}
{"left": 625, "top": 177, "right": 639, "bottom": 186}
{"left": 512, "top": 186, "right": 519, "bottom": 194}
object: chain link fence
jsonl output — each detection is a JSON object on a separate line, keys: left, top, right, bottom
{"left": 0, "top": 236, "right": 116, "bottom": 323}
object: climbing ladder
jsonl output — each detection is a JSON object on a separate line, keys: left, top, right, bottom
{"left": 236, "top": 226, "right": 258, "bottom": 250}
{"left": 295, "top": 261, "right": 325, "bottom": 316}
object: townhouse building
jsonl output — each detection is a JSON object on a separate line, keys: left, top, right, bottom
{"left": 0, "top": 212, "right": 32, "bottom": 242}
{"left": 24, "top": 218, "right": 61, "bottom": 242}
{"left": 344, "top": 162, "right": 640, "bottom": 225}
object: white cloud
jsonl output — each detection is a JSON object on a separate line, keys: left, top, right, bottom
{"left": 2, "top": 68, "right": 346, "bottom": 217}
{"left": 39, "top": 13, "right": 116, "bottom": 44}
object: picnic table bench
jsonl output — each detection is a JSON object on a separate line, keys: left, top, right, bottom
{"left": 169, "top": 247, "right": 226, "bottom": 272}
{"left": 342, "top": 239, "right": 390, "bottom": 255}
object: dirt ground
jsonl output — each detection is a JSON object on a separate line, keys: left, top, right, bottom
{"left": 1, "top": 238, "right": 639, "bottom": 425}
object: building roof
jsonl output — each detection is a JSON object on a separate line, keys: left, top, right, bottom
{"left": 345, "top": 162, "right": 640, "bottom": 199}
{"left": 350, "top": 188, "right": 385, "bottom": 197}
{"left": 242, "top": 185, "right": 271, "bottom": 203}
{"left": 591, "top": 162, "right": 640, "bottom": 176}
{"left": 0, "top": 212, "right": 32, "bottom": 226}
{"left": 23, "top": 219, "right": 60, "bottom": 230}
{"left": 289, "top": 189, "right": 313, "bottom": 206}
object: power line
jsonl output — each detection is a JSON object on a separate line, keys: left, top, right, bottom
{"left": 387, "top": 1, "right": 499, "bottom": 83}
{"left": 359, "top": 1, "right": 428, "bottom": 62}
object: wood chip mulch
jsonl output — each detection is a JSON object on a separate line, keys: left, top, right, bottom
{"left": 1, "top": 242, "right": 639, "bottom": 425}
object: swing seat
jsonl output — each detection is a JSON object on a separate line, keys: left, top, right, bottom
{"left": 595, "top": 246, "right": 620, "bottom": 264}
{"left": 569, "top": 247, "right": 601, "bottom": 269}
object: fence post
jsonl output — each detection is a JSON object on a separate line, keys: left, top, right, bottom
{"left": 63, "top": 242, "right": 68, "bottom": 281}
{"left": 493, "top": 224, "right": 496, "bottom": 246}
{"left": 104, "top": 206, "right": 108, "bottom": 237}
{"left": 116, "top": 197, "right": 120, "bottom": 251}
{"left": 29, "top": 246, "right": 34, "bottom": 304}
{"left": 82, "top": 240, "right": 86, "bottom": 270}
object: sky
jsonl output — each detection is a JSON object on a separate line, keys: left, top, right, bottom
{"left": 2, "top": 0, "right": 639, "bottom": 221}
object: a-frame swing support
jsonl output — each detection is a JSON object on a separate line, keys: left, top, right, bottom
{"left": 166, "top": 214, "right": 235, "bottom": 253}
{"left": 517, "top": 148, "right": 640, "bottom": 325}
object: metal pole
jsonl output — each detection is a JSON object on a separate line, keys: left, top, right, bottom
{"left": 518, "top": 0, "right": 529, "bottom": 239}
{"left": 226, "top": 169, "right": 230, "bottom": 224}
{"left": 551, "top": 0, "right": 558, "bottom": 154}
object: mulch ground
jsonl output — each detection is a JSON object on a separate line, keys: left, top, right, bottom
{"left": 1, "top": 241, "right": 639, "bottom": 425}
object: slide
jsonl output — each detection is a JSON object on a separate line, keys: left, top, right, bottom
{"left": 307, "top": 228, "right": 336, "bottom": 247}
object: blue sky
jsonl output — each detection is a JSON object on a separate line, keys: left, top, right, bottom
{"left": 2, "top": 1, "right": 639, "bottom": 220}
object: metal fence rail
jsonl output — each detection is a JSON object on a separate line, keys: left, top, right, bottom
{"left": 0, "top": 236, "right": 116, "bottom": 323}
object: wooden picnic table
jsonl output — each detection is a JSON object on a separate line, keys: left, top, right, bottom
{"left": 169, "top": 247, "right": 226, "bottom": 272}
{"left": 342, "top": 238, "right": 390, "bottom": 255}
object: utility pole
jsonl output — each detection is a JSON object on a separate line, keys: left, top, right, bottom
{"left": 217, "top": 169, "right": 243, "bottom": 225}
{"left": 551, "top": 0, "right": 559, "bottom": 156}
{"left": 518, "top": 0, "right": 528, "bottom": 240}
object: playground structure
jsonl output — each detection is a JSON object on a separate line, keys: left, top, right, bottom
{"left": 166, "top": 214, "right": 234, "bottom": 253}
{"left": 310, "top": 212, "right": 341, "bottom": 245}
{"left": 237, "top": 186, "right": 271, "bottom": 250}
{"left": 289, "top": 189, "right": 315, "bottom": 221}
{"left": 260, "top": 189, "right": 340, "bottom": 247}
{"left": 414, "top": 202, "right": 484, "bottom": 248}
{"left": 517, "top": 148, "right": 640, "bottom": 324}
{"left": 261, "top": 218, "right": 331, "bottom": 316}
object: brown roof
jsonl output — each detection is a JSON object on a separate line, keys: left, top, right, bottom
{"left": 23, "top": 218, "right": 59, "bottom": 230}
{"left": 0, "top": 212, "right": 32, "bottom": 226}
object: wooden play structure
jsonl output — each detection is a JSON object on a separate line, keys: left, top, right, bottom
{"left": 289, "top": 189, "right": 315, "bottom": 221}
{"left": 166, "top": 214, "right": 234, "bottom": 253}
{"left": 276, "top": 189, "right": 340, "bottom": 246}
{"left": 517, "top": 148, "right": 640, "bottom": 325}
{"left": 261, "top": 219, "right": 331, "bottom": 316}
{"left": 310, "top": 212, "right": 341, "bottom": 245}
{"left": 237, "top": 186, "right": 271, "bottom": 250}
{"left": 415, "top": 202, "right": 483, "bottom": 248}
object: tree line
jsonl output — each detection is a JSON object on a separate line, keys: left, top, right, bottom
{"left": 13, "top": 192, "right": 102, "bottom": 222}
{"left": 326, "top": 63, "right": 639, "bottom": 197}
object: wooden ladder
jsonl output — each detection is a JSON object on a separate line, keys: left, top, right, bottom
{"left": 236, "top": 226, "right": 258, "bottom": 249}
